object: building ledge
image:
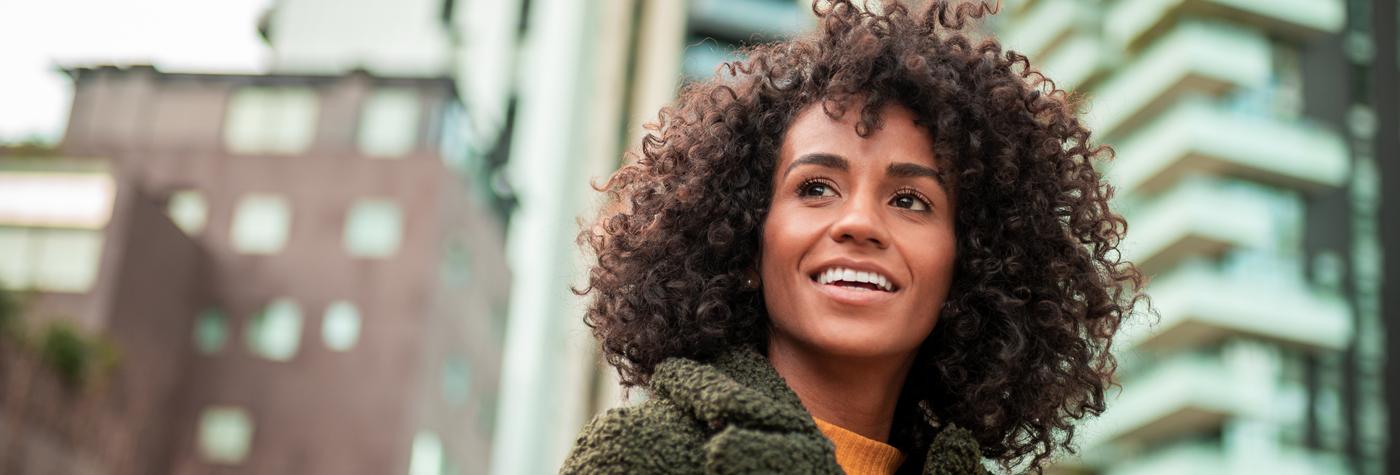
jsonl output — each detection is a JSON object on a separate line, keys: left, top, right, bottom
{"left": 1119, "top": 260, "right": 1352, "bottom": 352}
{"left": 1108, "top": 0, "right": 1345, "bottom": 53}
{"left": 1070, "top": 439, "right": 1348, "bottom": 474}
{"left": 1086, "top": 21, "right": 1270, "bottom": 139}
{"left": 1002, "top": 0, "right": 1079, "bottom": 59}
{"left": 1108, "top": 96, "right": 1349, "bottom": 195}
{"left": 1038, "top": 32, "right": 1109, "bottom": 93}
{"left": 1120, "top": 177, "right": 1298, "bottom": 275}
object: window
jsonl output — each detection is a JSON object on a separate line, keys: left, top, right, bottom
{"left": 194, "top": 308, "right": 228, "bottom": 354}
{"left": 198, "top": 406, "right": 253, "bottom": 464}
{"left": 33, "top": 229, "right": 103, "bottom": 292}
{"left": 224, "top": 87, "right": 319, "bottom": 155}
{"left": 358, "top": 88, "right": 421, "bottom": 157}
{"left": 477, "top": 396, "right": 496, "bottom": 436}
{"left": 0, "top": 226, "right": 103, "bottom": 293}
{"left": 230, "top": 194, "right": 291, "bottom": 254}
{"left": 0, "top": 172, "right": 115, "bottom": 228}
{"left": 440, "top": 240, "right": 472, "bottom": 286}
{"left": 0, "top": 227, "right": 32, "bottom": 288}
{"left": 408, "top": 431, "right": 443, "bottom": 475}
{"left": 438, "top": 102, "right": 470, "bottom": 169}
{"left": 343, "top": 199, "right": 403, "bottom": 257}
{"left": 1269, "top": 42, "right": 1304, "bottom": 119}
{"left": 321, "top": 300, "right": 361, "bottom": 351}
{"left": 441, "top": 356, "right": 471, "bottom": 406}
{"left": 246, "top": 298, "right": 302, "bottom": 361}
{"left": 167, "top": 190, "right": 208, "bottom": 236}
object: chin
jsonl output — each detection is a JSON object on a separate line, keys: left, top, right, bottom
{"left": 792, "top": 318, "right": 928, "bottom": 360}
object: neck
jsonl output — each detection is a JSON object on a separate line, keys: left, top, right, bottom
{"left": 767, "top": 337, "right": 917, "bottom": 443}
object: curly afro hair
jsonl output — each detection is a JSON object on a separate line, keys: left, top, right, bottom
{"left": 576, "top": 0, "right": 1148, "bottom": 471}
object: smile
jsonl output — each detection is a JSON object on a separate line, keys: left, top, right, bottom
{"left": 812, "top": 266, "right": 897, "bottom": 292}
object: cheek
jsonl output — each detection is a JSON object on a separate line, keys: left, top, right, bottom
{"left": 908, "top": 228, "right": 957, "bottom": 298}
{"left": 759, "top": 220, "right": 796, "bottom": 288}
{"left": 758, "top": 205, "right": 821, "bottom": 310}
{"left": 759, "top": 205, "right": 808, "bottom": 275}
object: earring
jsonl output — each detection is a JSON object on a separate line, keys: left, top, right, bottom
{"left": 743, "top": 269, "right": 761, "bottom": 289}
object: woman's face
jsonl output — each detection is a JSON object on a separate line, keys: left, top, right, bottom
{"left": 761, "top": 102, "right": 956, "bottom": 359}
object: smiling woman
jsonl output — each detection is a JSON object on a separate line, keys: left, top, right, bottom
{"left": 565, "top": 1, "right": 1148, "bottom": 474}
{"left": 761, "top": 102, "right": 958, "bottom": 457}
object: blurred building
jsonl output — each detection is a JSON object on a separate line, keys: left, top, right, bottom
{"left": 0, "top": 65, "right": 509, "bottom": 474}
{"left": 0, "top": 156, "right": 202, "bottom": 475}
{"left": 994, "top": 0, "right": 1396, "bottom": 473}
{"left": 255, "top": 0, "right": 823, "bottom": 473}
{"left": 452, "top": 1, "right": 821, "bottom": 474}
{"left": 258, "top": 0, "right": 520, "bottom": 218}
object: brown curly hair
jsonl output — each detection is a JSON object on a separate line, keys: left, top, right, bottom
{"left": 576, "top": 0, "right": 1148, "bottom": 471}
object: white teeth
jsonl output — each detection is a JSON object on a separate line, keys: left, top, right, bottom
{"left": 814, "top": 267, "right": 895, "bottom": 291}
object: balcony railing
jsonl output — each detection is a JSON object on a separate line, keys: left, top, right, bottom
{"left": 688, "top": 0, "right": 809, "bottom": 41}
{"left": 1002, "top": 0, "right": 1080, "bottom": 59}
{"left": 1120, "top": 176, "right": 1299, "bottom": 275}
{"left": 1085, "top": 21, "right": 1270, "bottom": 139}
{"left": 1082, "top": 342, "right": 1306, "bottom": 445}
{"left": 1079, "top": 353, "right": 1251, "bottom": 448}
{"left": 1107, "top": 0, "right": 1345, "bottom": 52}
{"left": 1037, "top": 32, "right": 1108, "bottom": 92}
{"left": 1117, "top": 259, "right": 1351, "bottom": 353}
{"left": 1090, "top": 439, "right": 1347, "bottom": 475}
{"left": 1107, "top": 96, "right": 1349, "bottom": 195}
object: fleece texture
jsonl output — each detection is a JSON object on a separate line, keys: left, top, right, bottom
{"left": 559, "top": 348, "right": 990, "bottom": 474}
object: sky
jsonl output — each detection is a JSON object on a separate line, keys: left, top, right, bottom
{"left": 0, "top": 0, "right": 272, "bottom": 144}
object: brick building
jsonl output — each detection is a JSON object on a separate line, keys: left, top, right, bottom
{"left": 0, "top": 65, "right": 508, "bottom": 474}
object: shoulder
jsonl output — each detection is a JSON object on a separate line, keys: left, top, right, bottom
{"left": 924, "top": 423, "right": 994, "bottom": 475}
{"left": 559, "top": 397, "right": 708, "bottom": 475}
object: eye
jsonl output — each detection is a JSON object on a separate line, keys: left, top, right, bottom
{"left": 797, "top": 178, "right": 838, "bottom": 198}
{"left": 891, "top": 190, "right": 931, "bottom": 212}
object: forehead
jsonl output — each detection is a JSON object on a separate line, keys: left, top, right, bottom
{"left": 778, "top": 102, "right": 937, "bottom": 169}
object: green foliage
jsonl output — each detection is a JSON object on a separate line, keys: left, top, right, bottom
{"left": 0, "top": 140, "right": 62, "bottom": 157}
{"left": 0, "top": 290, "right": 116, "bottom": 389}
{"left": 38, "top": 321, "right": 118, "bottom": 389}
{"left": 40, "top": 323, "right": 89, "bottom": 387}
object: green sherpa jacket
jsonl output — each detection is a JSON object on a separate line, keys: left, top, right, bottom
{"left": 560, "top": 347, "right": 990, "bottom": 474}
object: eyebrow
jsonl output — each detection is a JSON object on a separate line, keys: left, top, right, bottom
{"left": 783, "top": 152, "right": 945, "bottom": 187}
{"left": 783, "top": 153, "right": 847, "bottom": 179}
{"left": 886, "top": 162, "right": 946, "bottom": 187}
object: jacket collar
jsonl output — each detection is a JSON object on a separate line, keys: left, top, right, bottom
{"left": 652, "top": 347, "right": 817, "bottom": 433}
{"left": 650, "top": 347, "right": 986, "bottom": 474}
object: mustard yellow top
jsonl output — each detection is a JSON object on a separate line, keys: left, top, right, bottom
{"left": 813, "top": 417, "right": 905, "bottom": 475}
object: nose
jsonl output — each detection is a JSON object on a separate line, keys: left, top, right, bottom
{"left": 828, "top": 193, "right": 889, "bottom": 249}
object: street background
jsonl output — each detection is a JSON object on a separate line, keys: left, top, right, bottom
{"left": 0, "top": 0, "right": 1395, "bottom": 474}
